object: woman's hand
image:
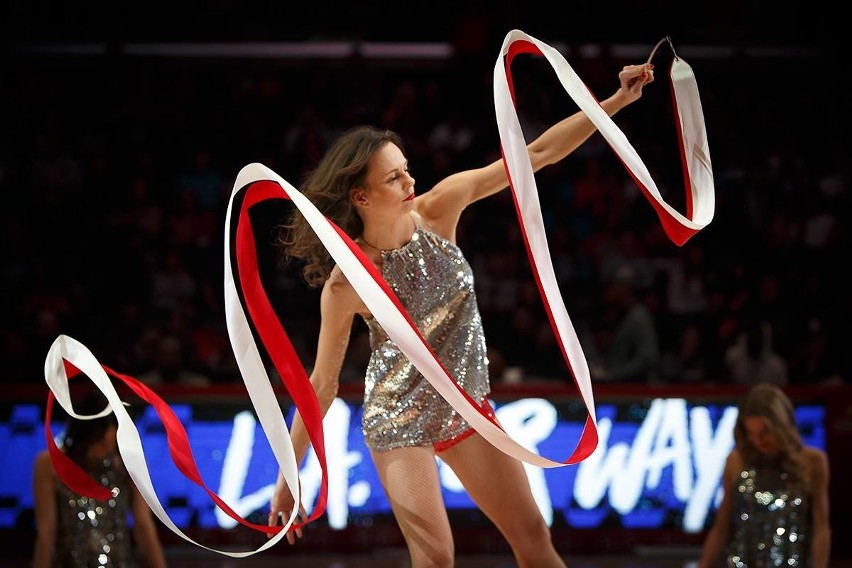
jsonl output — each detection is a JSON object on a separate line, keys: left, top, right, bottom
{"left": 267, "top": 474, "right": 306, "bottom": 545}
{"left": 615, "top": 63, "right": 655, "bottom": 106}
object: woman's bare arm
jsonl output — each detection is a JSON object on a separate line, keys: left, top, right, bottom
{"left": 808, "top": 447, "right": 831, "bottom": 568}
{"left": 267, "top": 270, "right": 359, "bottom": 542}
{"left": 416, "top": 63, "right": 654, "bottom": 240}
{"left": 129, "top": 482, "right": 168, "bottom": 568}
{"left": 31, "top": 451, "right": 57, "bottom": 568}
{"left": 697, "top": 450, "right": 740, "bottom": 568}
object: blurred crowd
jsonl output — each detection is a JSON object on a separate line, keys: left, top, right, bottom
{"left": 1, "top": 32, "right": 848, "bottom": 390}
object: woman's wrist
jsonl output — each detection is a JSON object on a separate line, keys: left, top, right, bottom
{"left": 600, "top": 91, "right": 629, "bottom": 117}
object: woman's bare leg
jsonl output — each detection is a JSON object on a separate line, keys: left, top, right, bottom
{"left": 439, "top": 433, "right": 567, "bottom": 568}
{"left": 371, "top": 446, "right": 454, "bottom": 568}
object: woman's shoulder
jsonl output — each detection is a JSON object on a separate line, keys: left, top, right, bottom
{"left": 323, "top": 266, "right": 365, "bottom": 314}
{"left": 410, "top": 210, "right": 432, "bottom": 233}
{"left": 411, "top": 204, "right": 456, "bottom": 243}
{"left": 714, "top": 449, "right": 745, "bottom": 490}
{"left": 34, "top": 449, "right": 52, "bottom": 465}
{"left": 803, "top": 445, "right": 829, "bottom": 471}
{"left": 33, "top": 450, "right": 57, "bottom": 480}
{"left": 725, "top": 448, "right": 746, "bottom": 473}
{"left": 800, "top": 445, "right": 830, "bottom": 492}
{"left": 325, "top": 266, "right": 355, "bottom": 294}
{"left": 409, "top": 210, "right": 459, "bottom": 246}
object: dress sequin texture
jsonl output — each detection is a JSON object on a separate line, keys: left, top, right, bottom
{"left": 361, "top": 227, "right": 490, "bottom": 451}
{"left": 726, "top": 461, "right": 811, "bottom": 567}
{"left": 54, "top": 454, "right": 135, "bottom": 567}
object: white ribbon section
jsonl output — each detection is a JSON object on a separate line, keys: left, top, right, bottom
{"left": 223, "top": 186, "right": 305, "bottom": 532}
{"left": 670, "top": 59, "right": 715, "bottom": 221}
{"left": 44, "top": 335, "right": 292, "bottom": 557}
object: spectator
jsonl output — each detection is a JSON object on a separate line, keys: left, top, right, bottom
{"left": 138, "top": 334, "right": 211, "bottom": 387}
{"left": 149, "top": 249, "right": 198, "bottom": 314}
{"left": 589, "top": 264, "right": 661, "bottom": 383}
{"left": 659, "top": 321, "right": 710, "bottom": 384}
{"left": 788, "top": 317, "right": 845, "bottom": 387}
{"left": 724, "top": 317, "right": 788, "bottom": 386}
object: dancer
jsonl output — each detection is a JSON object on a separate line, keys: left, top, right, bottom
{"left": 697, "top": 382, "right": 830, "bottom": 568}
{"left": 32, "top": 391, "right": 167, "bottom": 568}
{"left": 264, "top": 56, "right": 654, "bottom": 568}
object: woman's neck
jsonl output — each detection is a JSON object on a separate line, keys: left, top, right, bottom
{"left": 360, "top": 213, "right": 416, "bottom": 251}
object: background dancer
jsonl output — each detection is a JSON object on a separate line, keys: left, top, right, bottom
{"left": 31, "top": 391, "right": 168, "bottom": 568}
{"left": 697, "top": 382, "right": 831, "bottom": 568}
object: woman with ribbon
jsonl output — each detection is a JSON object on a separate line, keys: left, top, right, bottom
{"left": 265, "top": 60, "right": 654, "bottom": 566}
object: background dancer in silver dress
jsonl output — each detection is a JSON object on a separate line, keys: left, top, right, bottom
{"left": 31, "top": 392, "right": 167, "bottom": 568}
{"left": 698, "top": 382, "right": 830, "bottom": 568}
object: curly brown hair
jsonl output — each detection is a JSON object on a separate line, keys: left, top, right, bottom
{"left": 733, "top": 382, "right": 810, "bottom": 491}
{"left": 276, "top": 125, "right": 403, "bottom": 287}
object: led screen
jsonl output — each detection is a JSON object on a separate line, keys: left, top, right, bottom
{"left": 0, "top": 397, "right": 825, "bottom": 534}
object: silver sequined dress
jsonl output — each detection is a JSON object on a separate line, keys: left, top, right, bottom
{"left": 725, "top": 461, "right": 812, "bottom": 568}
{"left": 361, "top": 227, "right": 490, "bottom": 451}
{"left": 53, "top": 453, "right": 135, "bottom": 568}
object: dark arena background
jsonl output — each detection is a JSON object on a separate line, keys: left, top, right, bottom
{"left": 1, "top": 1, "right": 849, "bottom": 567}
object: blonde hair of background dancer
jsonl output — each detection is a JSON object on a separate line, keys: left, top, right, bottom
{"left": 266, "top": 62, "right": 654, "bottom": 568}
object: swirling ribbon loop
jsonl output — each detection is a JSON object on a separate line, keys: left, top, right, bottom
{"left": 43, "top": 335, "right": 294, "bottom": 557}
{"left": 493, "top": 30, "right": 714, "bottom": 460}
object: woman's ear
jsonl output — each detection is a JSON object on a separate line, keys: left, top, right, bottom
{"left": 351, "top": 188, "right": 369, "bottom": 207}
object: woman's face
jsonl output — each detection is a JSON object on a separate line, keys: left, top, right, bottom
{"left": 358, "top": 143, "right": 416, "bottom": 212}
{"left": 742, "top": 415, "right": 780, "bottom": 456}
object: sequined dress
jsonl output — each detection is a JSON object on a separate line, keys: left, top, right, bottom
{"left": 725, "top": 460, "right": 812, "bottom": 567}
{"left": 53, "top": 453, "right": 135, "bottom": 568}
{"left": 361, "top": 227, "right": 490, "bottom": 451}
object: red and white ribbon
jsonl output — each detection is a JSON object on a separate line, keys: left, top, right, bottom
{"left": 493, "top": 30, "right": 715, "bottom": 460}
{"left": 43, "top": 336, "right": 293, "bottom": 557}
{"left": 43, "top": 29, "right": 714, "bottom": 556}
